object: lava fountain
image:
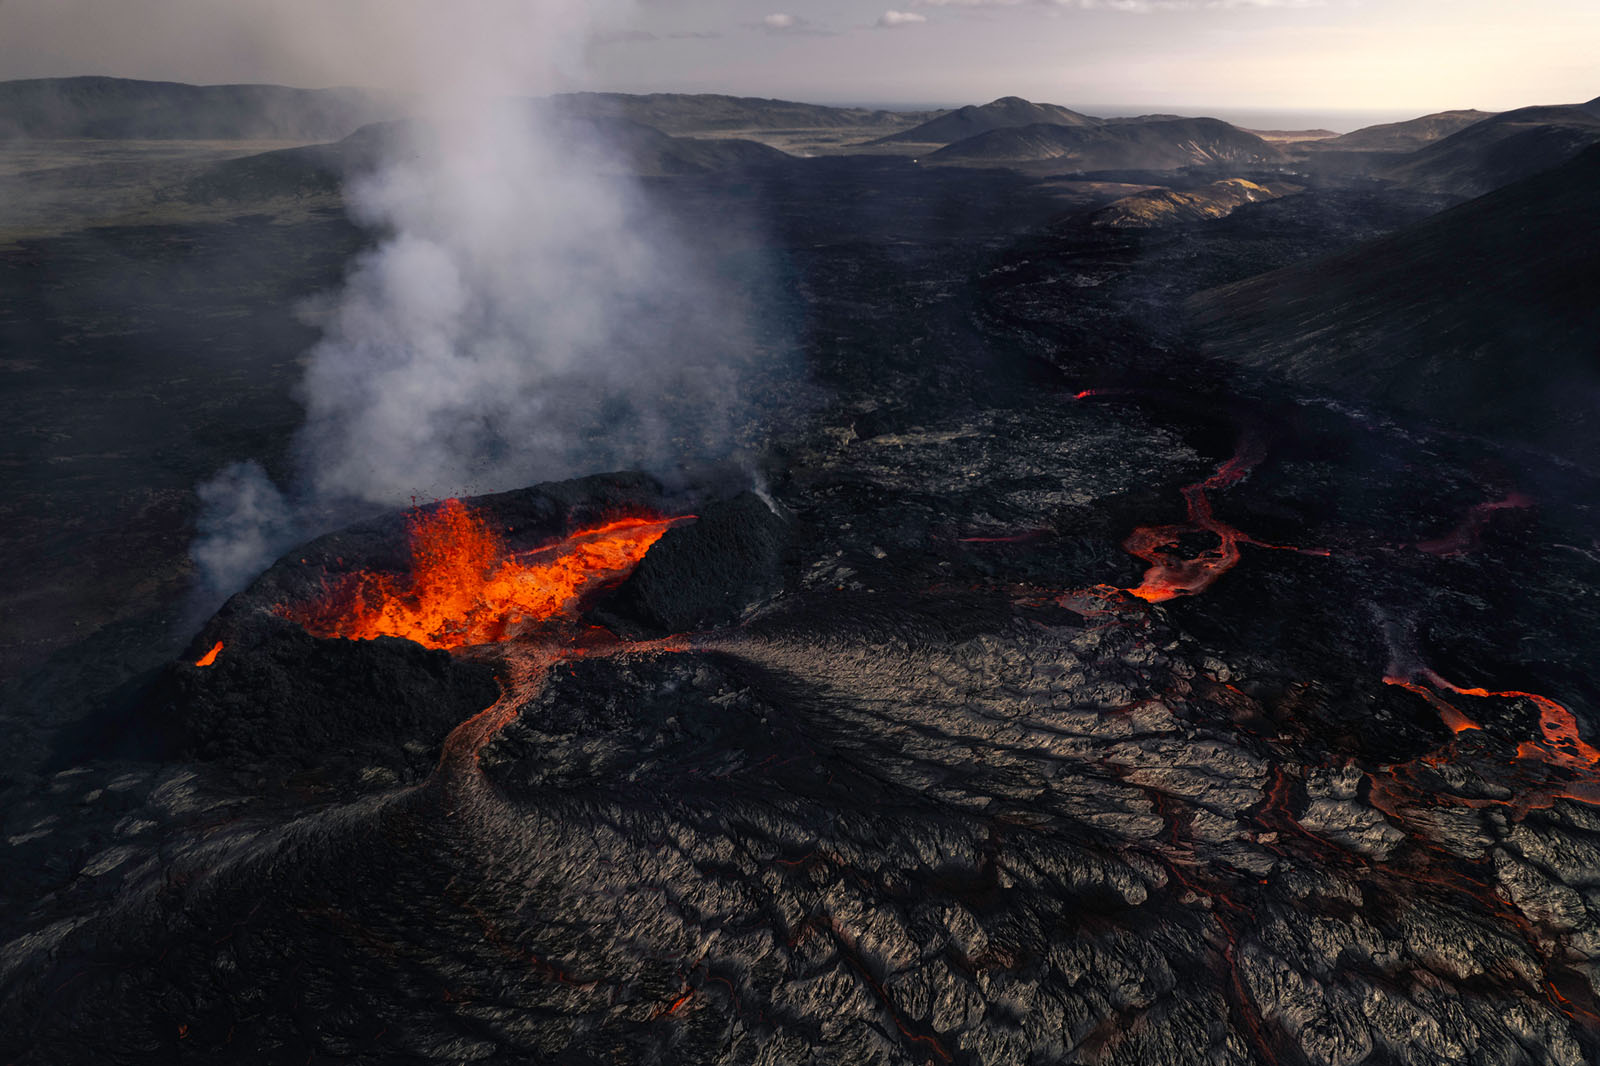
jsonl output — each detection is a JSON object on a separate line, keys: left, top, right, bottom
{"left": 278, "top": 498, "right": 689, "bottom": 650}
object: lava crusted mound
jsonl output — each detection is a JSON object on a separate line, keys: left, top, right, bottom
{"left": 142, "top": 623, "right": 498, "bottom": 783}
{"left": 595, "top": 490, "right": 789, "bottom": 635}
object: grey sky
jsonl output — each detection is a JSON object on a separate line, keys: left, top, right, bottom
{"left": 1, "top": 0, "right": 1595, "bottom": 115}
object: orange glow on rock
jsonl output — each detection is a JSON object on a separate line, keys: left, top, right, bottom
{"left": 194, "top": 641, "right": 224, "bottom": 668}
{"left": 1123, "top": 439, "right": 1268, "bottom": 603}
{"left": 1387, "top": 668, "right": 1600, "bottom": 776}
{"left": 280, "top": 499, "right": 685, "bottom": 650}
{"left": 1427, "top": 674, "right": 1600, "bottom": 770}
{"left": 1383, "top": 675, "right": 1483, "bottom": 733}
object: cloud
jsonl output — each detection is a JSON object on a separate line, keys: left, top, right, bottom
{"left": 755, "top": 12, "right": 831, "bottom": 34}
{"left": 876, "top": 10, "right": 928, "bottom": 26}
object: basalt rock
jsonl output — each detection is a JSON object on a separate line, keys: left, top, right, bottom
{"left": 595, "top": 490, "right": 789, "bottom": 636}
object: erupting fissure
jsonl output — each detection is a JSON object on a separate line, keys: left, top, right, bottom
{"left": 278, "top": 499, "right": 688, "bottom": 650}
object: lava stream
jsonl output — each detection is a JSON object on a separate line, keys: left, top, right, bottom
{"left": 1422, "top": 670, "right": 1600, "bottom": 771}
{"left": 1383, "top": 669, "right": 1600, "bottom": 784}
{"left": 1122, "top": 436, "right": 1270, "bottom": 602}
{"left": 279, "top": 499, "right": 689, "bottom": 650}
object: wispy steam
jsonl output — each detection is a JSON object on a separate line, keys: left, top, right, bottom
{"left": 192, "top": 462, "right": 296, "bottom": 598}
{"left": 192, "top": 0, "right": 784, "bottom": 603}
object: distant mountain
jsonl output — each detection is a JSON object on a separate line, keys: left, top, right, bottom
{"left": 175, "top": 114, "right": 789, "bottom": 203}
{"left": 1310, "top": 110, "right": 1495, "bottom": 152}
{"left": 928, "top": 117, "right": 1283, "bottom": 171}
{"left": 1188, "top": 143, "right": 1600, "bottom": 463}
{"left": 874, "top": 96, "right": 1100, "bottom": 145}
{"left": 567, "top": 116, "right": 791, "bottom": 175}
{"left": 1380, "top": 105, "right": 1600, "bottom": 197}
{"left": 0, "top": 76, "right": 402, "bottom": 140}
{"left": 1085, "top": 178, "right": 1298, "bottom": 228}
{"left": 553, "top": 92, "right": 935, "bottom": 134}
{"left": 1575, "top": 95, "right": 1600, "bottom": 119}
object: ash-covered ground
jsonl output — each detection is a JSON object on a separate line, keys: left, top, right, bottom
{"left": 5, "top": 155, "right": 1600, "bottom": 1065}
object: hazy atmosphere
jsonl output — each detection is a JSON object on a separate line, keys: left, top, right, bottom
{"left": 4, "top": 0, "right": 1598, "bottom": 119}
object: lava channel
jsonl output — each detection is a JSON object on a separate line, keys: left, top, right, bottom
{"left": 1122, "top": 435, "right": 1271, "bottom": 602}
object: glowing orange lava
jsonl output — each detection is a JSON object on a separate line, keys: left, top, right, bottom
{"left": 280, "top": 499, "right": 687, "bottom": 650}
{"left": 1383, "top": 676, "right": 1482, "bottom": 734}
{"left": 1426, "top": 673, "right": 1600, "bottom": 771}
{"left": 1123, "top": 438, "right": 1269, "bottom": 602}
{"left": 1386, "top": 669, "right": 1600, "bottom": 773}
{"left": 194, "top": 641, "right": 224, "bottom": 667}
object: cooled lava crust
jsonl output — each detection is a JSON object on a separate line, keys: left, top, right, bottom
{"left": 7, "top": 387, "right": 1600, "bottom": 1066}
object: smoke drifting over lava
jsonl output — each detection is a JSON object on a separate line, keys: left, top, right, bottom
{"left": 192, "top": 0, "right": 783, "bottom": 601}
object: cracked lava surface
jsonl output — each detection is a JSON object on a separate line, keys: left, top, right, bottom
{"left": 7, "top": 382, "right": 1600, "bottom": 1066}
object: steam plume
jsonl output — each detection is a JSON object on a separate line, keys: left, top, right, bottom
{"left": 193, "top": 0, "right": 782, "bottom": 601}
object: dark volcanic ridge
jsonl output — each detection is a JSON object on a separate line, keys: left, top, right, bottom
{"left": 552, "top": 92, "right": 939, "bottom": 134}
{"left": 928, "top": 117, "right": 1284, "bottom": 171}
{"left": 172, "top": 112, "right": 791, "bottom": 205}
{"left": 1305, "top": 109, "right": 1497, "bottom": 152}
{"left": 1379, "top": 105, "right": 1600, "bottom": 197}
{"left": 0, "top": 76, "right": 405, "bottom": 141}
{"left": 1188, "top": 142, "right": 1600, "bottom": 464}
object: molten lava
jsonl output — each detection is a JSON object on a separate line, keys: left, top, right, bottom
{"left": 194, "top": 641, "right": 223, "bottom": 668}
{"left": 1123, "top": 437, "right": 1269, "bottom": 602}
{"left": 1386, "top": 670, "right": 1600, "bottom": 773}
{"left": 1427, "top": 673, "right": 1600, "bottom": 771}
{"left": 280, "top": 499, "right": 686, "bottom": 650}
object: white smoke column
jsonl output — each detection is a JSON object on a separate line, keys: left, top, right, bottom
{"left": 301, "top": 0, "right": 707, "bottom": 504}
{"left": 194, "top": 0, "right": 778, "bottom": 597}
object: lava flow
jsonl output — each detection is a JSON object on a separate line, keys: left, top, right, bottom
{"left": 279, "top": 499, "right": 687, "bottom": 650}
{"left": 1122, "top": 436, "right": 1271, "bottom": 602}
{"left": 1425, "top": 671, "right": 1600, "bottom": 772}
{"left": 1384, "top": 668, "right": 1600, "bottom": 778}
